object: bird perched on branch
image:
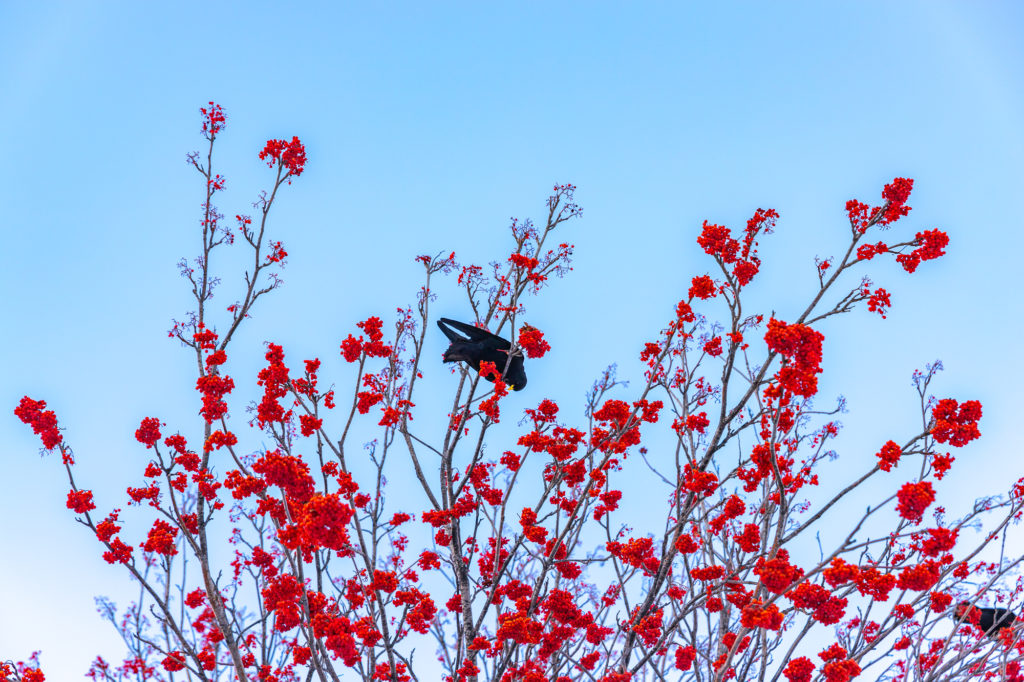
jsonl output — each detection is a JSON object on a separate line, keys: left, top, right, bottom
{"left": 436, "top": 317, "right": 526, "bottom": 390}
{"left": 953, "top": 601, "right": 1017, "bottom": 639}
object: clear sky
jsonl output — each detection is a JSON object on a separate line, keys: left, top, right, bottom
{"left": 2, "top": 1, "right": 1023, "bottom": 678}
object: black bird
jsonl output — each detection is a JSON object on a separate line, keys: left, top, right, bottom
{"left": 437, "top": 317, "right": 526, "bottom": 390}
{"left": 953, "top": 601, "right": 1017, "bottom": 639}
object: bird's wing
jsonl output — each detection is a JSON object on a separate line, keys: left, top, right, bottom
{"left": 438, "top": 318, "right": 511, "bottom": 350}
{"left": 436, "top": 318, "right": 468, "bottom": 344}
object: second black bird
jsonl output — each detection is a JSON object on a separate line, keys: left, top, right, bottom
{"left": 953, "top": 601, "right": 1017, "bottom": 639}
{"left": 437, "top": 317, "right": 527, "bottom": 390}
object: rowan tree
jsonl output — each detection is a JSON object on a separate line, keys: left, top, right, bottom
{"left": 8, "top": 104, "right": 1023, "bottom": 682}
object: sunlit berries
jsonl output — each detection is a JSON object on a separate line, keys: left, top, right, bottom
{"left": 896, "top": 480, "right": 936, "bottom": 524}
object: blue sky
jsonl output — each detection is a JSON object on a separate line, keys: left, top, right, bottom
{"left": 2, "top": 1, "right": 1023, "bottom": 677}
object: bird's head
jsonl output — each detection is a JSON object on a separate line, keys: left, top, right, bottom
{"left": 954, "top": 602, "right": 980, "bottom": 624}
